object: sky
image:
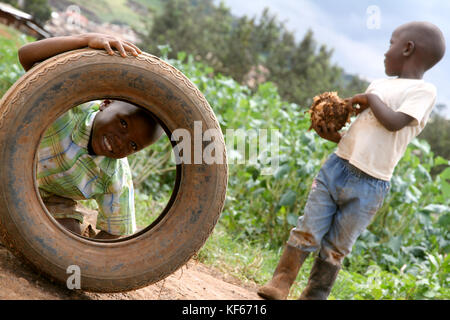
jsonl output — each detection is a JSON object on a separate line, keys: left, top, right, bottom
{"left": 217, "top": 0, "right": 450, "bottom": 118}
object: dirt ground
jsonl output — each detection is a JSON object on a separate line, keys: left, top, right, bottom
{"left": 0, "top": 241, "right": 262, "bottom": 300}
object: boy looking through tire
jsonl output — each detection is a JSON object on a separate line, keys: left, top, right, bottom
{"left": 258, "top": 21, "right": 446, "bottom": 300}
{"left": 18, "top": 33, "right": 163, "bottom": 240}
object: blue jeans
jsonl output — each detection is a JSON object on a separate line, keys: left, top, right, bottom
{"left": 287, "top": 153, "right": 390, "bottom": 265}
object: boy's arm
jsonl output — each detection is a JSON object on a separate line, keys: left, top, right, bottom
{"left": 94, "top": 189, "right": 135, "bottom": 239}
{"left": 350, "top": 93, "right": 414, "bottom": 131}
{"left": 18, "top": 33, "right": 142, "bottom": 71}
{"left": 93, "top": 166, "right": 136, "bottom": 238}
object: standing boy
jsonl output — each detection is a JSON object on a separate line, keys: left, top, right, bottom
{"left": 258, "top": 21, "right": 446, "bottom": 300}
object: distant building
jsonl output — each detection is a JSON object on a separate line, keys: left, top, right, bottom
{"left": 46, "top": 5, "right": 139, "bottom": 44}
{"left": 0, "top": 2, "right": 51, "bottom": 39}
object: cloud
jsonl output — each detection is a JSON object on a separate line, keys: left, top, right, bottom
{"left": 221, "top": 0, "right": 386, "bottom": 78}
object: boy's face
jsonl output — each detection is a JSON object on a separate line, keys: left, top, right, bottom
{"left": 90, "top": 101, "right": 162, "bottom": 159}
{"left": 384, "top": 29, "right": 407, "bottom": 76}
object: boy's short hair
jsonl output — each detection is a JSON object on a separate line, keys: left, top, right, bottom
{"left": 398, "top": 21, "right": 446, "bottom": 70}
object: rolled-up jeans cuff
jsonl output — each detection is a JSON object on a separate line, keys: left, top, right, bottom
{"left": 287, "top": 229, "right": 319, "bottom": 253}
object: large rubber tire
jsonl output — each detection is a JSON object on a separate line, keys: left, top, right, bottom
{"left": 0, "top": 49, "right": 228, "bottom": 292}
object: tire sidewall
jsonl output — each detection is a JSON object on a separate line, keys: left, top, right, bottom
{"left": 0, "top": 50, "right": 227, "bottom": 292}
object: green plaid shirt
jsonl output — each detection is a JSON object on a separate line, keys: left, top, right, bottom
{"left": 37, "top": 103, "right": 136, "bottom": 235}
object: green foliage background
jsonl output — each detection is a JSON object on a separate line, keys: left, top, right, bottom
{"left": 0, "top": 26, "right": 30, "bottom": 94}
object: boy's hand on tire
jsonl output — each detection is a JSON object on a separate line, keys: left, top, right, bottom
{"left": 80, "top": 33, "right": 142, "bottom": 58}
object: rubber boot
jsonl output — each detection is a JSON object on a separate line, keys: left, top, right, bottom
{"left": 298, "top": 256, "right": 341, "bottom": 300}
{"left": 257, "top": 244, "right": 310, "bottom": 300}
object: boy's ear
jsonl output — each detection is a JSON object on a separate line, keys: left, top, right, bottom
{"left": 99, "top": 99, "right": 112, "bottom": 111}
{"left": 403, "top": 40, "right": 415, "bottom": 56}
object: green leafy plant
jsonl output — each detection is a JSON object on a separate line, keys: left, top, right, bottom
{"left": 0, "top": 28, "right": 33, "bottom": 97}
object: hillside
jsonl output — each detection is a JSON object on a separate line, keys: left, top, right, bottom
{"left": 47, "top": 0, "right": 163, "bottom": 35}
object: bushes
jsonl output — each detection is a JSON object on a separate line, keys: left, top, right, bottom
{"left": 0, "top": 29, "right": 32, "bottom": 97}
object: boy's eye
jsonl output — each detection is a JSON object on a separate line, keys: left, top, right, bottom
{"left": 120, "top": 119, "right": 127, "bottom": 128}
{"left": 130, "top": 141, "right": 138, "bottom": 151}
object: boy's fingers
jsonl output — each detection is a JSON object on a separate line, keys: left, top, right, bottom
{"left": 123, "top": 43, "right": 138, "bottom": 56}
{"left": 126, "top": 40, "right": 141, "bottom": 52}
{"left": 345, "top": 99, "right": 355, "bottom": 113}
{"left": 344, "top": 98, "right": 351, "bottom": 106}
{"left": 112, "top": 41, "right": 127, "bottom": 57}
{"left": 328, "top": 123, "right": 336, "bottom": 132}
{"left": 312, "top": 124, "right": 318, "bottom": 133}
{"left": 103, "top": 41, "right": 114, "bottom": 55}
{"left": 125, "top": 41, "right": 142, "bottom": 54}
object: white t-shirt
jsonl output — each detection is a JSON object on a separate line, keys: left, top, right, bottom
{"left": 336, "top": 78, "right": 436, "bottom": 181}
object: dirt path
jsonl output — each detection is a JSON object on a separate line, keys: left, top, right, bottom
{"left": 0, "top": 242, "right": 262, "bottom": 300}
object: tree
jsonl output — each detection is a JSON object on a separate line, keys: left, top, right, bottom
{"left": 24, "top": 0, "right": 51, "bottom": 25}
{"left": 142, "top": 0, "right": 368, "bottom": 108}
{"left": 144, "top": 0, "right": 236, "bottom": 75}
